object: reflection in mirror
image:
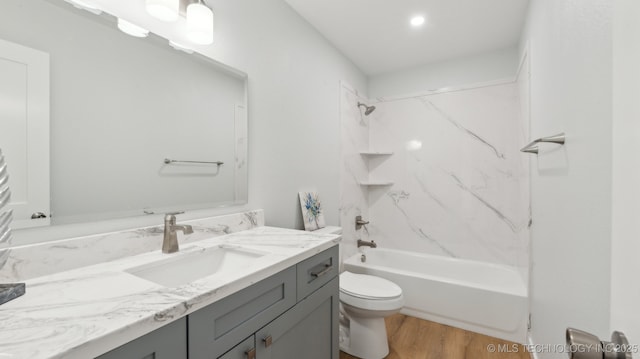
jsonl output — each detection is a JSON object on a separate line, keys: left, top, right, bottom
{"left": 0, "top": 0, "right": 248, "bottom": 231}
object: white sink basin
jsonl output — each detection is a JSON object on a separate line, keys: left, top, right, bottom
{"left": 126, "top": 246, "right": 266, "bottom": 287}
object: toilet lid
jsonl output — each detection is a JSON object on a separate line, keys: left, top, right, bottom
{"left": 340, "top": 271, "right": 402, "bottom": 300}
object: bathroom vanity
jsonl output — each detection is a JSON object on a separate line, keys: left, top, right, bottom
{"left": 99, "top": 246, "right": 339, "bottom": 359}
{"left": 0, "top": 222, "right": 341, "bottom": 359}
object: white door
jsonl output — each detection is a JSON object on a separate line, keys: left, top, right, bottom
{"left": 611, "top": 0, "right": 640, "bottom": 343}
{"left": 0, "top": 38, "right": 50, "bottom": 229}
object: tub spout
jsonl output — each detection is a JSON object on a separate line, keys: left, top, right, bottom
{"left": 357, "top": 239, "right": 377, "bottom": 248}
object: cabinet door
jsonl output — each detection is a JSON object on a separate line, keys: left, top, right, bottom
{"left": 96, "top": 318, "right": 187, "bottom": 359}
{"left": 218, "top": 335, "right": 255, "bottom": 359}
{"left": 189, "top": 267, "right": 296, "bottom": 359}
{"left": 256, "top": 277, "right": 339, "bottom": 359}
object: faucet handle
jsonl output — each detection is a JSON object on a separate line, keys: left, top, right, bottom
{"left": 355, "top": 215, "right": 370, "bottom": 230}
{"left": 165, "top": 211, "right": 185, "bottom": 216}
{"left": 164, "top": 211, "right": 185, "bottom": 222}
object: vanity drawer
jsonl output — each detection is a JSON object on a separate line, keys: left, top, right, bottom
{"left": 96, "top": 317, "right": 187, "bottom": 359}
{"left": 296, "top": 245, "right": 339, "bottom": 301}
{"left": 188, "top": 266, "right": 296, "bottom": 359}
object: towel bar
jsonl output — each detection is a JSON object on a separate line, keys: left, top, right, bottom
{"left": 520, "top": 133, "right": 565, "bottom": 155}
{"left": 164, "top": 158, "right": 224, "bottom": 166}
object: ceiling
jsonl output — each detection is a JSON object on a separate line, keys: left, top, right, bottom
{"left": 284, "top": 0, "right": 530, "bottom": 75}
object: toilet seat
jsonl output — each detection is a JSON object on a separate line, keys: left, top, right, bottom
{"left": 340, "top": 271, "right": 402, "bottom": 300}
{"left": 339, "top": 272, "right": 404, "bottom": 312}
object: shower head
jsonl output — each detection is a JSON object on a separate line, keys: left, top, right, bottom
{"left": 357, "top": 102, "right": 376, "bottom": 116}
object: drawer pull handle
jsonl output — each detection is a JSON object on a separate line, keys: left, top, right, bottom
{"left": 245, "top": 348, "right": 256, "bottom": 359}
{"left": 311, "top": 264, "right": 332, "bottom": 278}
{"left": 263, "top": 335, "right": 273, "bottom": 348}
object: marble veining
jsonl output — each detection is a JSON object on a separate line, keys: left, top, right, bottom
{"left": 0, "top": 210, "right": 265, "bottom": 282}
{"left": 447, "top": 172, "right": 520, "bottom": 232}
{"left": 386, "top": 191, "right": 457, "bottom": 258}
{"left": 341, "top": 80, "right": 529, "bottom": 270}
{"left": 366, "top": 82, "right": 528, "bottom": 267}
{"left": 420, "top": 98, "right": 506, "bottom": 159}
{"left": 0, "top": 226, "right": 340, "bottom": 359}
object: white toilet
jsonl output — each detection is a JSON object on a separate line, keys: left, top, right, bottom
{"left": 312, "top": 226, "right": 404, "bottom": 358}
{"left": 339, "top": 271, "right": 404, "bottom": 359}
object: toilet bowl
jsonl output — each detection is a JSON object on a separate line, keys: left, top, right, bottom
{"left": 339, "top": 271, "right": 404, "bottom": 359}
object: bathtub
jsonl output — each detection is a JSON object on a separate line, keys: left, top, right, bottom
{"left": 343, "top": 248, "right": 528, "bottom": 343}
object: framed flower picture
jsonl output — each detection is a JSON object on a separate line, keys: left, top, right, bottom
{"left": 299, "top": 191, "right": 326, "bottom": 231}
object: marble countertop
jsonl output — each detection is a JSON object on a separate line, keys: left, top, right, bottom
{"left": 0, "top": 226, "right": 341, "bottom": 359}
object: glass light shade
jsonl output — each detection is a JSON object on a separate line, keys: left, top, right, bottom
{"left": 117, "top": 18, "right": 149, "bottom": 38}
{"left": 146, "top": 0, "right": 179, "bottom": 22}
{"left": 186, "top": 3, "right": 214, "bottom": 45}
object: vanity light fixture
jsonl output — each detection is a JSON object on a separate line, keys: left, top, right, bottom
{"left": 410, "top": 15, "right": 426, "bottom": 27}
{"left": 117, "top": 18, "right": 150, "bottom": 38}
{"left": 186, "top": 0, "right": 214, "bottom": 45}
{"left": 146, "top": 0, "right": 180, "bottom": 22}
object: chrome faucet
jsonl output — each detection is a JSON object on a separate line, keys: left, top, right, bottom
{"left": 162, "top": 213, "right": 194, "bottom": 254}
{"left": 357, "top": 239, "right": 377, "bottom": 248}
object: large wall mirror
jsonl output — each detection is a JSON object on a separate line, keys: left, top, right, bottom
{"left": 0, "top": 0, "right": 248, "bottom": 235}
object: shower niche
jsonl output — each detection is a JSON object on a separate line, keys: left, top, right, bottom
{"left": 358, "top": 151, "right": 394, "bottom": 186}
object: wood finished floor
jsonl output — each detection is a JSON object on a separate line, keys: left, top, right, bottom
{"left": 340, "top": 314, "right": 529, "bottom": 359}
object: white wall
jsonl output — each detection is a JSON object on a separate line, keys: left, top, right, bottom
{"left": 204, "top": 0, "right": 368, "bottom": 229}
{"left": 523, "top": 0, "right": 613, "bottom": 355}
{"left": 611, "top": 0, "right": 640, "bottom": 342}
{"left": 368, "top": 47, "right": 519, "bottom": 98}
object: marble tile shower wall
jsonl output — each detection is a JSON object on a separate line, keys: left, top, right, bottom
{"left": 339, "top": 83, "right": 370, "bottom": 264}
{"left": 368, "top": 83, "right": 530, "bottom": 270}
{"left": 340, "top": 81, "right": 530, "bottom": 274}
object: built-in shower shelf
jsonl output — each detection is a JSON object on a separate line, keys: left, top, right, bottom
{"left": 359, "top": 151, "right": 393, "bottom": 156}
{"left": 359, "top": 180, "right": 394, "bottom": 186}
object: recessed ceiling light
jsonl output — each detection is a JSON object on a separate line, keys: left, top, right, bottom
{"left": 410, "top": 16, "right": 426, "bottom": 27}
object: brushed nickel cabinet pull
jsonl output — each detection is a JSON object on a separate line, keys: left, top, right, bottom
{"left": 311, "top": 264, "right": 332, "bottom": 278}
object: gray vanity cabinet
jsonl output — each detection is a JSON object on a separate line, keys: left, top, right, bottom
{"left": 189, "top": 266, "right": 298, "bottom": 358}
{"left": 96, "top": 317, "right": 187, "bottom": 359}
{"left": 218, "top": 335, "right": 256, "bottom": 359}
{"left": 255, "top": 277, "right": 339, "bottom": 359}
{"left": 192, "top": 245, "right": 339, "bottom": 359}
